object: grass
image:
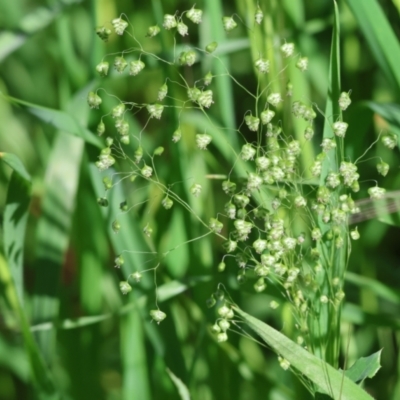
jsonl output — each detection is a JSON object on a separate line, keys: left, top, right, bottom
{"left": 1, "top": 0, "right": 400, "bottom": 399}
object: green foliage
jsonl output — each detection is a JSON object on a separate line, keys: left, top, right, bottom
{"left": 1, "top": 0, "right": 400, "bottom": 399}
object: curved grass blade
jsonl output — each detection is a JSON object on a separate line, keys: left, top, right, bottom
{"left": 346, "top": 0, "right": 400, "bottom": 95}
{"left": 0, "top": 255, "right": 58, "bottom": 398}
{"left": 166, "top": 368, "right": 191, "bottom": 400}
{"left": 343, "top": 350, "right": 381, "bottom": 384}
{"left": 0, "top": 93, "right": 102, "bottom": 148}
{"left": 234, "top": 306, "right": 374, "bottom": 400}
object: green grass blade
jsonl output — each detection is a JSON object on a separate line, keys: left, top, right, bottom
{"left": 344, "top": 350, "right": 381, "bottom": 383}
{"left": 346, "top": 0, "right": 400, "bottom": 95}
{"left": 0, "top": 93, "right": 102, "bottom": 148}
{"left": 32, "top": 132, "right": 84, "bottom": 360}
{"left": 0, "top": 255, "right": 58, "bottom": 398}
{"left": 315, "top": 0, "right": 344, "bottom": 367}
{"left": 1, "top": 154, "right": 31, "bottom": 305}
{"left": 166, "top": 368, "right": 191, "bottom": 400}
{"left": 121, "top": 308, "right": 151, "bottom": 400}
{"left": 234, "top": 306, "right": 374, "bottom": 400}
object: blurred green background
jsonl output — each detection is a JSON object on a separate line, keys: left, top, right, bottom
{"left": 1, "top": 0, "right": 400, "bottom": 399}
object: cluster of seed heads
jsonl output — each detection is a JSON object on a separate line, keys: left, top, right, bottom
{"left": 89, "top": 4, "right": 394, "bottom": 341}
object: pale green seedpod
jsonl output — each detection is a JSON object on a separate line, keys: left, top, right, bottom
{"left": 119, "top": 281, "right": 132, "bottom": 295}
{"left": 222, "top": 16, "right": 237, "bottom": 32}
{"left": 112, "top": 103, "right": 125, "bottom": 119}
{"left": 112, "top": 220, "right": 121, "bottom": 233}
{"left": 286, "top": 81, "right": 293, "bottom": 96}
{"left": 143, "top": 224, "right": 153, "bottom": 238}
{"left": 162, "top": 196, "right": 174, "bottom": 210}
{"left": 332, "top": 121, "right": 348, "bottom": 138}
{"left": 87, "top": 91, "right": 102, "bottom": 109}
{"left": 141, "top": 165, "right": 153, "bottom": 178}
{"left": 368, "top": 186, "right": 386, "bottom": 200}
{"left": 130, "top": 174, "right": 137, "bottom": 182}
{"left": 280, "top": 42, "right": 294, "bottom": 57}
{"left": 190, "top": 183, "right": 202, "bottom": 197}
{"left": 102, "top": 176, "right": 112, "bottom": 190}
{"left": 129, "top": 60, "right": 145, "bottom": 76}
{"left": 115, "top": 254, "right": 124, "bottom": 268}
{"left": 150, "top": 309, "right": 167, "bottom": 324}
{"left": 179, "top": 50, "right": 196, "bottom": 66}
{"left": 163, "top": 14, "right": 177, "bottom": 30}
{"left": 198, "top": 90, "right": 213, "bottom": 108}
{"left": 381, "top": 133, "right": 397, "bottom": 149}
{"left": 270, "top": 300, "right": 279, "bottom": 309}
{"left": 377, "top": 161, "right": 389, "bottom": 176}
{"left": 146, "top": 25, "right": 160, "bottom": 37}
{"left": 255, "top": 58, "right": 269, "bottom": 73}
{"left": 205, "top": 41, "right": 218, "bottom": 53}
{"left": 245, "top": 114, "right": 260, "bottom": 131}
{"left": 134, "top": 146, "right": 143, "bottom": 164}
{"left": 112, "top": 18, "right": 128, "bottom": 35}
{"left": 211, "top": 323, "right": 221, "bottom": 334}
{"left": 350, "top": 227, "right": 360, "bottom": 240}
{"left": 254, "top": 277, "right": 266, "bottom": 293}
{"left": 147, "top": 103, "right": 164, "bottom": 119}
{"left": 97, "top": 197, "right": 108, "bottom": 207}
{"left": 114, "top": 56, "right": 127, "bottom": 73}
{"left": 100, "top": 147, "right": 117, "bottom": 170}
{"left": 209, "top": 218, "right": 223, "bottom": 233}
{"left": 304, "top": 126, "right": 314, "bottom": 140}
{"left": 96, "top": 61, "right": 109, "bottom": 77}
{"left": 172, "top": 128, "right": 182, "bottom": 143}
{"left": 187, "top": 87, "right": 201, "bottom": 102}
{"left": 153, "top": 146, "right": 164, "bottom": 156}
{"left": 120, "top": 135, "right": 129, "bottom": 145}
{"left": 224, "top": 240, "right": 237, "bottom": 253}
{"left": 97, "top": 121, "right": 105, "bottom": 136}
{"left": 187, "top": 7, "right": 203, "bottom": 24}
{"left": 267, "top": 92, "right": 283, "bottom": 107}
{"left": 157, "top": 83, "right": 168, "bottom": 101}
{"left": 222, "top": 180, "right": 236, "bottom": 195}
{"left": 217, "top": 332, "right": 228, "bottom": 342}
{"left": 278, "top": 357, "right": 290, "bottom": 371}
{"left": 296, "top": 56, "right": 309, "bottom": 72}
{"left": 206, "top": 296, "right": 216, "bottom": 308}
{"left": 96, "top": 26, "right": 111, "bottom": 42}
{"left": 177, "top": 21, "right": 189, "bottom": 36}
{"left": 260, "top": 109, "right": 275, "bottom": 125}
{"left": 120, "top": 200, "right": 128, "bottom": 211}
{"left": 217, "top": 262, "right": 226, "bottom": 272}
{"left": 131, "top": 271, "right": 142, "bottom": 283}
{"left": 204, "top": 71, "right": 213, "bottom": 86}
{"left": 339, "top": 91, "right": 351, "bottom": 111}
{"left": 196, "top": 133, "right": 212, "bottom": 150}
{"left": 255, "top": 6, "right": 263, "bottom": 24}
{"left": 218, "top": 319, "right": 230, "bottom": 331}
{"left": 241, "top": 143, "right": 256, "bottom": 161}
{"left": 115, "top": 119, "right": 129, "bottom": 136}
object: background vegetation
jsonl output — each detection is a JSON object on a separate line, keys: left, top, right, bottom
{"left": 1, "top": 0, "right": 400, "bottom": 399}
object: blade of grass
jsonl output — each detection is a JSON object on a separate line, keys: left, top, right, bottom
{"left": 1, "top": 153, "right": 31, "bottom": 305}
{"left": 0, "top": 93, "right": 102, "bottom": 148}
{"left": 0, "top": 255, "right": 59, "bottom": 398}
{"left": 346, "top": 0, "right": 400, "bottom": 96}
{"left": 234, "top": 306, "right": 374, "bottom": 400}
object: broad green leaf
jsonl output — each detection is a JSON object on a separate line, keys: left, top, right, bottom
{"left": 346, "top": 0, "right": 400, "bottom": 95}
{"left": 0, "top": 93, "right": 102, "bottom": 148}
{"left": 234, "top": 306, "right": 374, "bottom": 400}
{"left": 343, "top": 350, "right": 382, "bottom": 384}
{"left": 1, "top": 153, "right": 31, "bottom": 304}
{"left": 166, "top": 368, "right": 191, "bottom": 400}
